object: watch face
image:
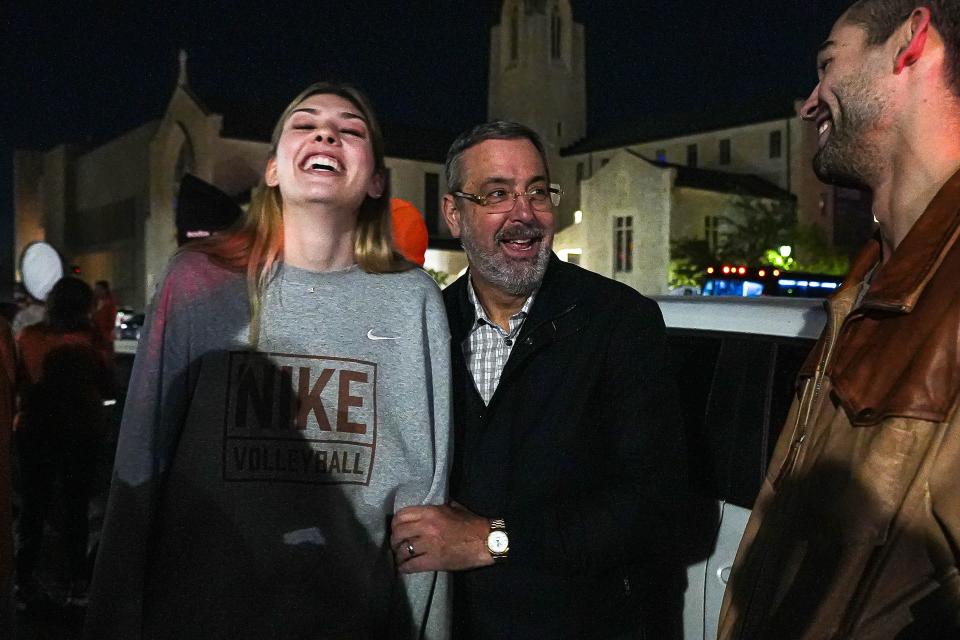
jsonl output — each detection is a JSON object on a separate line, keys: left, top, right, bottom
{"left": 487, "top": 530, "right": 509, "bottom": 554}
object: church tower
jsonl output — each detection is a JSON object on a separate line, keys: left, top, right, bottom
{"left": 488, "top": 0, "right": 586, "bottom": 151}
{"left": 488, "top": 0, "right": 586, "bottom": 227}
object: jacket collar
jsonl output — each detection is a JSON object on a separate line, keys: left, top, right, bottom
{"left": 854, "top": 168, "right": 960, "bottom": 313}
{"left": 448, "top": 253, "right": 580, "bottom": 342}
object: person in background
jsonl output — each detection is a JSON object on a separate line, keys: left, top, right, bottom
{"left": 85, "top": 82, "right": 451, "bottom": 640}
{"left": 92, "top": 280, "right": 117, "bottom": 351}
{"left": 0, "top": 317, "right": 16, "bottom": 635}
{"left": 15, "top": 277, "right": 113, "bottom": 608}
{"left": 11, "top": 285, "right": 44, "bottom": 336}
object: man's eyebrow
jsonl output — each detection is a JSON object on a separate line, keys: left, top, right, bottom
{"left": 817, "top": 39, "right": 835, "bottom": 55}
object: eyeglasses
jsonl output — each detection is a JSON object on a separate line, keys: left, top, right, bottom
{"left": 453, "top": 184, "right": 562, "bottom": 214}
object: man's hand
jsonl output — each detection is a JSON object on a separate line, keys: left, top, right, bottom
{"left": 390, "top": 502, "right": 494, "bottom": 573}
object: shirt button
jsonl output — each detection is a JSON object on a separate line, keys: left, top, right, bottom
{"left": 505, "top": 338, "right": 513, "bottom": 346}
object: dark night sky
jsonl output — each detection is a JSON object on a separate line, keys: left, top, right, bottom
{"left": 2, "top": 0, "right": 854, "bottom": 286}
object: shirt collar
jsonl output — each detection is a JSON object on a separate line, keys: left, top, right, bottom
{"left": 466, "top": 276, "right": 537, "bottom": 329}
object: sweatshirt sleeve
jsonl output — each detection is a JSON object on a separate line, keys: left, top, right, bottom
{"left": 84, "top": 262, "right": 196, "bottom": 640}
{"left": 395, "top": 280, "right": 453, "bottom": 640}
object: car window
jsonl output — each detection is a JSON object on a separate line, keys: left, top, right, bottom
{"left": 667, "top": 330, "right": 815, "bottom": 509}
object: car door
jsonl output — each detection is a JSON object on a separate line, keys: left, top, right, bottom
{"left": 667, "top": 330, "right": 815, "bottom": 640}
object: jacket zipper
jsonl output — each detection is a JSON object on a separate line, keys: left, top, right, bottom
{"left": 774, "top": 301, "right": 845, "bottom": 488}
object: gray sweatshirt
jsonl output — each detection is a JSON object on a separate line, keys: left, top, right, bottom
{"left": 86, "top": 251, "right": 451, "bottom": 640}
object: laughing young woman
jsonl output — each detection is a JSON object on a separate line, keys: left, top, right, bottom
{"left": 85, "top": 83, "right": 451, "bottom": 640}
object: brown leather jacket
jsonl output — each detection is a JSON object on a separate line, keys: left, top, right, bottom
{"left": 718, "top": 169, "right": 960, "bottom": 639}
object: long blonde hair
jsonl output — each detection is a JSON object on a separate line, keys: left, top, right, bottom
{"left": 187, "top": 82, "right": 409, "bottom": 344}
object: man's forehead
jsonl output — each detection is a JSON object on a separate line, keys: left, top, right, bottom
{"left": 822, "top": 17, "right": 869, "bottom": 53}
{"left": 461, "top": 138, "right": 547, "bottom": 183}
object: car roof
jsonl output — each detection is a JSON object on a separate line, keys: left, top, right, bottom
{"left": 653, "top": 296, "right": 827, "bottom": 340}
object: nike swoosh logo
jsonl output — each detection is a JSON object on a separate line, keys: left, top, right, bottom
{"left": 367, "top": 329, "right": 401, "bottom": 341}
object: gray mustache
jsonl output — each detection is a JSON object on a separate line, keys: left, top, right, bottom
{"left": 496, "top": 225, "right": 544, "bottom": 243}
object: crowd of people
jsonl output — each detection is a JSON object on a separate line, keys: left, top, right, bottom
{"left": 2, "top": 0, "right": 960, "bottom": 637}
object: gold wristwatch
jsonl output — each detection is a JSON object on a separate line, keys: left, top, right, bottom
{"left": 486, "top": 518, "right": 509, "bottom": 561}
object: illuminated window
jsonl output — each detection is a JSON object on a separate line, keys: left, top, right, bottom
{"left": 614, "top": 216, "right": 633, "bottom": 273}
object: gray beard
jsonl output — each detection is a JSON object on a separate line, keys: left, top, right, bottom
{"left": 460, "top": 222, "right": 551, "bottom": 296}
{"left": 812, "top": 74, "right": 887, "bottom": 190}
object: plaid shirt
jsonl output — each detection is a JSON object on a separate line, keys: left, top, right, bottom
{"left": 463, "top": 279, "right": 537, "bottom": 405}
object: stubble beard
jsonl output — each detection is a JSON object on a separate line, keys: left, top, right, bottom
{"left": 460, "top": 220, "right": 552, "bottom": 297}
{"left": 813, "top": 72, "right": 888, "bottom": 191}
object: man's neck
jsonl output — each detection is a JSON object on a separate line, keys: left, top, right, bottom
{"left": 470, "top": 274, "right": 532, "bottom": 333}
{"left": 871, "top": 102, "right": 960, "bottom": 262}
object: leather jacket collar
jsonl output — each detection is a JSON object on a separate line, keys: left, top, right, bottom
{"left": 826, "top": 168, "right": 960, "bottom": 425}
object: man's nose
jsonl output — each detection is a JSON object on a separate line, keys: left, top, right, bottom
{"left": 799, "top": 84, "right": 821, "bottom": 121}
{"left": 510, "top": 193, "right": 536, "bottom": 220}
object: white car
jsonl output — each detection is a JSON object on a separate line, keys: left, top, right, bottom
{"left": 655, "top": 296, "right": 827, "bottom": 640}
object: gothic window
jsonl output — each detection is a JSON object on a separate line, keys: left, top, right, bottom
{"left": 510, "top": 5, "right": 519, "bottom": 62}
{"left": 173, "top": 130, "right": 195, "bottom": 201}
{"left": 614, "top": 216, "right": 634, "bottom": 273}
{"left": 550, "top": 6, "right": 563, "bottom": 59}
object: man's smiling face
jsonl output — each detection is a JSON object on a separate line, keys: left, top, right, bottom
{"left": 803, "top": 19, "right": 893, "bottom": 189}
{"left": 446, "top": 138, "right": 555, "bottom": 297}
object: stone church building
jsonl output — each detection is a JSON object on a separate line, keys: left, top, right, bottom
{"left": 14, "top": 0, "right": 865, "bottom": 308}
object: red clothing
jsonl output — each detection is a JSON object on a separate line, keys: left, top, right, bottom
{"left": 18, "top": 325, "right": 111, "bottom": 388}
{"left": 93, "top": 295, "right": 117, "bottom": 349}
{"left": 0, "top": 317, "right": 15, "bottom": 622}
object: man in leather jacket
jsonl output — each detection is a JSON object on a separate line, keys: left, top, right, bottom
{"left": 719, "top": 2, "right": 960, "bottom": 638}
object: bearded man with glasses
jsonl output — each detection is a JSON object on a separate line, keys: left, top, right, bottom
{"left": 390, "top": 121, "right": 688, "bottom": 639}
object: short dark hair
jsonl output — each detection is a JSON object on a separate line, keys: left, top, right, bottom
{"left": 95, "top": 280, "right": 110, "bottom": 290}
{"left": 444, "top": 121, "right": 549, "bottom": 192}
{"left": 46, "top": 277, "right": 94, "bottom": 333}
{"left": 844, "top": 0, "right": 960, "bottom": 96}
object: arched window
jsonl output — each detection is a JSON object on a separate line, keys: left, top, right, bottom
{"left": 510, "top": 4, "right": 519, "bottom": 62}
{"left": 550, "top": 5, "right": 562, "bottom": 59}
{"left": 173, "top": 129, "right": 195, "bottom": 201}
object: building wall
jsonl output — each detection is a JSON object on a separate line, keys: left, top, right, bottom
{"left": 12, "top": 150, "right": 45, "bottom": 277}
{"left": 385, "top": 158, "right": 448, "bottom": 238}
{"left": 144, "top": 87, "right": 226, "bottom": 306}
{"left": 212, "top": 138, "right": 270, "bottom": 198}
{"left": 490, "top": 0, "right": 585, "bottom": 229}
{"left": 671, "top": 187, "right": 748, "bottom": 246}
{"left": 556, "top": 150, "right": 672, "bottom": 295}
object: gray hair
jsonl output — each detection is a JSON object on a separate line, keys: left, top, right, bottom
{"left": 444, "top": 121, "right": 549, "bottom": 192}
